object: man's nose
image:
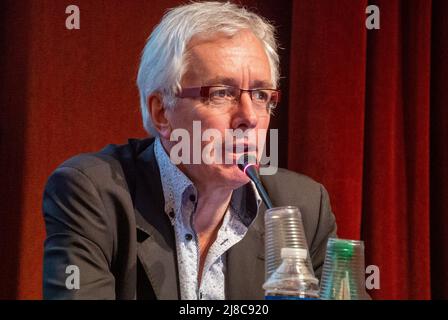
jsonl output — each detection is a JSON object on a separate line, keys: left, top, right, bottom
{"left": 231, "top": 91, "right": 258, "bottom": 130}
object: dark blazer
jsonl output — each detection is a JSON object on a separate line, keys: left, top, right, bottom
{"left": 42, "top": 138, "right": 337, "bottom": 299}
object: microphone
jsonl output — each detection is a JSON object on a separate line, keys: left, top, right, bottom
{"left": 238, "top": 154, "right": 274, "bottom": 209}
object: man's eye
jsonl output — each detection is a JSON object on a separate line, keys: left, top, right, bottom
{"left": 253, "top": 90, "right": 269, "bottom": 101}
{"left": 210, "top": 88, "right": 232, "bottom": 99}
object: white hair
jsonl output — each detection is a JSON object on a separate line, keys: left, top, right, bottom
{"left": 136, "top": 1, "right": 280, "bottom": 136}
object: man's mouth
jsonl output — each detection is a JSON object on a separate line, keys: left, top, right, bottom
{"left": 225, "top": 142, "right": 257, "bottom": 153}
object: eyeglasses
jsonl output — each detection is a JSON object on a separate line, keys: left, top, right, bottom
{"left": 176, "top": 85, "right": 281, "bottom": 112}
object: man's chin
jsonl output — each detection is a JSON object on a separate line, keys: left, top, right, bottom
{"left": 226, "top": 165, "right": 251, "bottom": 186}
{"left": 209, "top": 163, "right": 251, "bottom": 189}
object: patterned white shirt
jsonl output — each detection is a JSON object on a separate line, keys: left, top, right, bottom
{"left": 153, "top": 137, "right": 261, "bottom": 300}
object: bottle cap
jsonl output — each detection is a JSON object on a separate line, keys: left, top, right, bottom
{"left": 281, "top": 247, "right": 308, "bottom": 259}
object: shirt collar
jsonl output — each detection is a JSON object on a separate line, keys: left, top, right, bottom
{"left": 154, "top": 137, "right": 195, "bottom": 223}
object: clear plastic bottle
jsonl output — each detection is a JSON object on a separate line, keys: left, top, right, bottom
{"left": 263, "top": 248, "right": 320, "bottom": 300}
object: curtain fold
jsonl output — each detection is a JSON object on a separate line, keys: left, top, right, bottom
{"left": 288, "top": 0, "right": 368, "bottom": 241}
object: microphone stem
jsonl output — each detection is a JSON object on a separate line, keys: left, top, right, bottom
{"left": 246, "top": 169, "right": 273, "bottom": 209}
{"left": 239, "top": 156, "right": 274, "bottom": 209}
{"left": 253, "top": 179, "right": 274, "bottom": 209}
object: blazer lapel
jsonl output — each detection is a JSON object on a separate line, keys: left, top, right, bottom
{"left": 134, "top": 142, "right": 179, "bottom": 300}
{"left": 226, "top": 198, "right": 267, "bottom": 299}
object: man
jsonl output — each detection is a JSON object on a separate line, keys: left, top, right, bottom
{"left": 43, "top": 1, "right": 337, "bottom": 299}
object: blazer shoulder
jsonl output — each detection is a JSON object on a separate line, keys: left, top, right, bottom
{"left": 276, "top": 167, "right": 320, "bottom": 184}
{"left": 262, "top": 167, "right": 323, "bottom": 196}
{"left": 51, "top": 138, "right": 153, "bottom": 180}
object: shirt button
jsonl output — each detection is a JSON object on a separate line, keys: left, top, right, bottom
{"left": 189, "top": 194, "right": 196, "bottom": 202}
{"left": 185, "top": 233, "right": 193, "bottom": 241}
{"left": 168, "top": 210, "right": 175, "bottom": 218}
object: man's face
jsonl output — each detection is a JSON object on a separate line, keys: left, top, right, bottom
{"left": 163, "top": 29, "right": 272, "bottom": 190}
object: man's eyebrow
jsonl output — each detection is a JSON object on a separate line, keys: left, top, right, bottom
{"left": 252, "top": 80, "right": 274, "bottom": 88}
{"left": 203, "top": 77, "right": 274, "bottom": 88}
{"left": 203, "top": 77, "right": 239, "bottom": 86}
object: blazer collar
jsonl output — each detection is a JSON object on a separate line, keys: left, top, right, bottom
{"left": 133, "top": 140, "right": 179, "bottom": 300}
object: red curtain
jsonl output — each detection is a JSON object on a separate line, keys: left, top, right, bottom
{"left": 287, "top": 0, "right": 446, "bottom": 300}
{"left": 0, "top": 0, "right": 446, "bottom": 300}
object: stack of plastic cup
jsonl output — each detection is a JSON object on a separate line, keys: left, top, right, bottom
{"left": 264, "top": 206, "right": 314, "bottom": 280}
{"left": 319, "top": 238, "right": 370, "bottom": 300}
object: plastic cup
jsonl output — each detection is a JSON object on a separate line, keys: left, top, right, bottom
{"left": 264, "top": 206, "right": 314, "bottom": 280}
{"left": 319, "top": 238, "right": 370, "bottom": 300}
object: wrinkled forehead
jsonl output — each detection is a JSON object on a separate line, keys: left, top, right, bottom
{"left": 182, "top": 30, "right": 273, "bottom": 87}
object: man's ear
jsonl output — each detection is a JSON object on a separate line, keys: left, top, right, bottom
{"left": 148, "top": 94, "right": 171, "bottom": 139}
